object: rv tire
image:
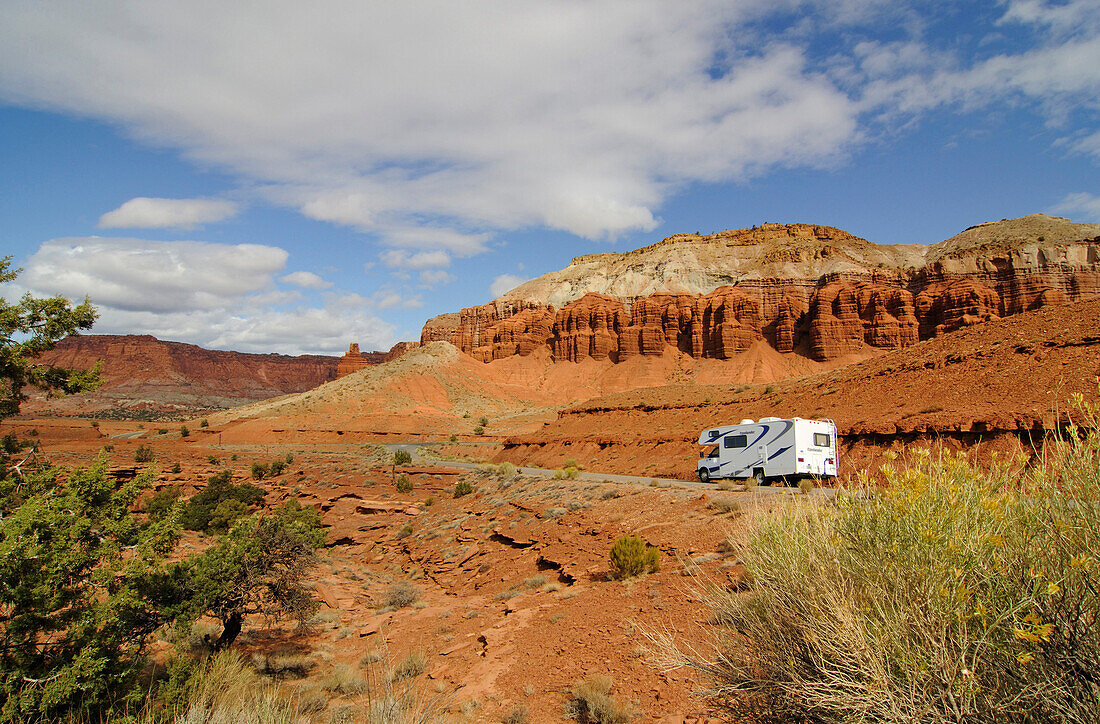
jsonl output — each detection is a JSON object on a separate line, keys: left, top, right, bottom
{"left": 698, "top": 468, "right": 710, "bottom": 484}
{"left": 753, "top": 469, "right": 765, "bottom": 486}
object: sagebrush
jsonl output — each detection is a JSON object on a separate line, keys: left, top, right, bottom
{"left": 664, "top": 391, "right": 1100, "bottom": 724}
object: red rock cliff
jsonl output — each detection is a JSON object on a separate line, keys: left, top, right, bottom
{"left": 421, "top": 215, "right": 1100, "bottom": 363}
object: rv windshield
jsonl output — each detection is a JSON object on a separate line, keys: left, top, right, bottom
{"left": 702, "top": 446, "right": 719, "bottom": 459}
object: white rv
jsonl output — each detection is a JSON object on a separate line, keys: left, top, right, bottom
{"left": 696, "top": 417, "right": 838, "bottom": 484}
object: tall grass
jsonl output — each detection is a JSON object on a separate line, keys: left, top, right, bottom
{"left": 662, "top": 392, "right": 1100, "bottom": 723}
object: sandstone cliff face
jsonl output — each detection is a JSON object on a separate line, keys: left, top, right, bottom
{"left": 423, "top": 215, "right": 1100, "bottom": 363}
{"left": 29, "top": 335, "right": 343, "bottom": 415}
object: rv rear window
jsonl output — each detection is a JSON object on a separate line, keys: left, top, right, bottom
{"left": 724, "top": 435, "right": 748, "bottom": 449}
{"left": 814, "top": 432, "right": 831, "bottom": 447}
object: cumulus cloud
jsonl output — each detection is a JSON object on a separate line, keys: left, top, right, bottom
{"left": 0, "top": 1, "right": 1096, "bottom": 253}
{"left": 98, "top": 197, "right": 238, "bottom": 229}
{"left": 419, "top": 269, "right": 455, "bottom": 286}
{"left": 490, "top": 273, "right": 528, "bottom": 298}
{"left": 12, "top": 237, "right": 395, "bottom": 354}
{"left": 280, "top": 270, "right": 333, "bottom": 289}
{"left": 379, "top": 249, "right": 451, "bottom": 270}
{"left": 1051, "top": 192, "right": 1100, "bottom": 222}
{"left": 0, "top": 1, "right": 864, "bottom": 246}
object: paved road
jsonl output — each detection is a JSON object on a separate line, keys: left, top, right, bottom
{"left": 380, "top": 442, "right": 834, "bottom": 498}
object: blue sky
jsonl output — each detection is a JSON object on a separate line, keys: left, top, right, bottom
{"left": 1, "top": 0, "right": 1098, "bottom": 355}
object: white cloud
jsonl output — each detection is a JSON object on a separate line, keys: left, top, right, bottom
{"left": 379, "top": 249, "right": 451, "bottom": 270}
{"left": 280, "top": 270, "right": 333, "bottom": 289}
{"left": 0, "top": 2, "right": 1096, "bottom": 252}
{"left": 372, "top": 290, "right": 423, "bottom": 310}
{"left": 98, "top": 197, "right": 238, "bottom": 229}
{"left": 490, "top": 273, "right": 528, "bottom": 298}
{"left": 1050, "top": 192, "right": 1100, "bottom": 222}
{"left": 22, "top": 238, "right": 287, "bottom": 312}
{"left": 419, "top": 269, "right": 455, "bottom": 286}
{"left": 12, "top": 237, "right": 395, "bottom": 354}
{"left": 0, "top": 1, "right": 864, "bottom": 245}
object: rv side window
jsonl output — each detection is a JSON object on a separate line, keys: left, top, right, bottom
{"left": 724, "top": 435, "right": 748, "bottom": 449}
{"left": 814, "top": 432, "right": 831, "bottom": 447}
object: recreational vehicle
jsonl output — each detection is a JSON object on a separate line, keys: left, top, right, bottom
{"left": 696, "top": 417, "right": 837, "bottom": 484}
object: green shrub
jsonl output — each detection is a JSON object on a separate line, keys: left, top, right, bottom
{"left": 207, "top": 455, "right": 219, "bottom": 464}
{"left": 393, "top": 448, "right": 412, "bottom": 465}
{"left": 395, "top": 523, "right": 413, "bottom": 539}
{"left": 268, "top": 459, "right": 286, "bottom": 477}
{"left": 200, "top": 418, "right": 209, "bottom": 428}
{"left": 158, "top": 428, "right": 169, "bottom": 435}
{"left": 180, "top": 425, "right": 189, "bottom": 438}
{"left": 251, "top": 461, "right": 269, "bottom": 479}
{"left": 144, "top": 485, "right": 182, "bottom": 520}
{"left": 454, "top": 481, "right": 474, "bottom": 498}
{"left": 671, "top": 393, "right": 1100, "bottom": 723}
{"left": 608, "top": 535, "right": 659, "bottom": 579}
{"left": 180, "top": 469, "right": 265, "bottom": 532}
{"left": 273, "top": 498, "right": 321, "bottom": 529}
{"left": 284, "top": 452, "right": 293, "bottom": 464}
{"left": 134, "top": 444, "right": 154, "bottom": 462}
{"left": 449, "top": 434, "right": 457, "bottom": 443}
{"left": 478, "top": 416, "right": 489, "bottom": 427}
{"left": 170, "top": 462, "right": 182, "bottom": 474}
{"left": 395, "top": 474, "right": 413, "bottom": 493}
{"left": 473, "top": 425, "right": 485, "bottom": 436}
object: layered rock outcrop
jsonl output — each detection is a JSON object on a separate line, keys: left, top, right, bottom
{"left": 422, "top": 215, "right": 1100, "bottom": 363}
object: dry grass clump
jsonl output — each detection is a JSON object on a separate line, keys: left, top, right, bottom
{"left": 251, "top": 649, "right": 314, "bottom": 679}
{"left": 565, "top": 674, "right": 633, "bottom": 724}
{"left": 323, "top": 663, "right": 370, "bottom": 696}
{"left": 389, "top": 650, "right": 426, "bottom": 681}
{"left": 706, "top": 496, "right": 741, "bottom": 514}
{"left": 177, "top": 651, "right": 296, "bottom": 723}
{"left": 662, "top": 392, "right": 1100, "bottom": 724}
{"left": 383, "top": 581, "right": 421, "bottom": 609}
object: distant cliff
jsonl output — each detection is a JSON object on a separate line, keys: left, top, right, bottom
{"left": 422, "top": 214, "right": 1100, "bottom": 363}
{"left": 26, "top": 335, "right": 343, "bottom": 417}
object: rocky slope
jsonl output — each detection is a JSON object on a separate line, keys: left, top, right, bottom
{"left": 422, "top": 214, "right": 1100, "bottom": 364}
{"left": 26, "top": 335, "right": 352, "bottom": 417}
{"left": 494, "top": 295, "right": 1100, "bottom": 479}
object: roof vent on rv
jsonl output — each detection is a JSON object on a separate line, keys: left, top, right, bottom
{"left": 760, "top": 416, "right": 781, "bottom": 422}
{"left": 740, "top": 419, "right": 755, "bottom": 424}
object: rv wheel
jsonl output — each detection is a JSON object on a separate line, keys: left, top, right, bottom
{"left": 754, "top": 470, "right": 765, "bottom": 486}
{"left": 698, "top": 468, "right": 710, "bottom": 484}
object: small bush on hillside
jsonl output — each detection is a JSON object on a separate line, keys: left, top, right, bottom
{"left": 389, "top": 650, "right": 426, "bottom": 681}
{"left": 180, "top": 425, "right": 189, "bottom": 438}
{"left": 473, "top": 425, "right": 485, "bottom": 436}
{"left": 395, "top": 474, "right": 413, "bottom": 493}
{"left": 268, "top": 459, "right": 285, "bottom": 476}
{"left": 554, "top": 466, "right": 580, "bottom": 480}
{"left": 384, "top": 581, "right": 421, "bottom": 609}
{"left": 134, "top": 444, "right": 154, "bottom": 462}
{"left": 273, "top": 498, "right": 321, "bottom": 529}
{"left": 565, "top": 674, "right": 633, "bottom": 724}
{"left": 664, "top": 391, "right": 1100, "bottom": 724}
{"left": 395, "top": 523, "right": 413, "bottom": 539}
{"left": 200, "top": 418, "right": 209, "bottom": 428}
{"left": 478, "top": 416, "right": 489, "bottom": 427}
{"left": 454, "top": 481, "right": 473, "bottom": 498}
{"left": 144, "top": 485, "right": 182, "bottom": 520}
{"left": 251, "top": 462, "right": 269, "bottom": 479}
{"left": 157, "top": 428, "right": 169, "bottom": 435}
{"left": 170, "top": 462, "right": 182, "bottom": 474}
{"left": 284, "top": 452, "right": 293, "bottom": 464}
{"left": 609, "top": 535, "right": 659, "bottom": 579}
{"left": 180, "top": 469, "right": 265, "bottom": 532}
{"left": 449, "top": 434, "right": 457, "bottom": 443}
{"left": 393, "top": 448, "right": 412, "bottom": 465}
